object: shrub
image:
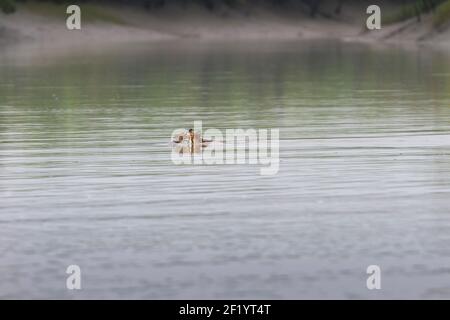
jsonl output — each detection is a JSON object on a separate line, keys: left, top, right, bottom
{"left": 433, "top": 0, "right": 450, "bottom": 27}
{"left": 0, "top": 0, "right": 16, "bottom": 14}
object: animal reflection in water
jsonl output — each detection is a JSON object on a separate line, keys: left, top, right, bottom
{"left": 172, "top": 128, "right": 213, "bottom": 154}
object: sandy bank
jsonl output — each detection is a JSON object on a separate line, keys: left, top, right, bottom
{"left": 0, "top": 2, "right": 449, "bottom": 50}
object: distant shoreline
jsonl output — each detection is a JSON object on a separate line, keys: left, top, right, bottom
{"left": 1, "top": 2, "right": 449, "bottom": 51}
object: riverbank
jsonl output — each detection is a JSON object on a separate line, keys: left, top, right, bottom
{"left": 0, "top": 1, "right": 449, "bottom": 50}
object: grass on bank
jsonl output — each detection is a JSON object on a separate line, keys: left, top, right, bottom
{"left": 433, "top": 0, "right": 450, "bottom": 27}
{"left": 382, "top": 0, "right": 450, "bottom": 27}
{"left": 382, "top": 1, "right": 431, "bottom": 25}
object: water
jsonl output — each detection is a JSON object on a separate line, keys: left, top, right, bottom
{"left": 1, "top": 40, "right": 450, "bottom": 299}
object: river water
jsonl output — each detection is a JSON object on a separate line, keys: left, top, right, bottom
{"left": 1, "top": 40, "right": 450, "bottom": 299}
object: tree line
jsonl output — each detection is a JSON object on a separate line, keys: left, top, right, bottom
{"left": 1, "top": 0, "right": 448, "bottom": 20}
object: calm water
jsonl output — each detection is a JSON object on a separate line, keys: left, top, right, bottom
{"left": 1, "top": 40, "right": 450, "bottom": 299}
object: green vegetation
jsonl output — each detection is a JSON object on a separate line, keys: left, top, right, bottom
{"left": 0, "top": 0, "right": 344, "bottom": 18}
{"left": 433, "top": 0, "right": 450, "bottom": 27}
{"left": 22, "top": 1, "right": 128, "bottom": 25}
{"left": 3, "top": 0, "right": 450, "bottom": 28}
{"left": 82, "top": 4, "right": 129, "bottom": 25}
{"left": 0, "top": 0, "right": 16, "bottom": 14}
{"left": 382, "top": 0, "right": 447, "bottom": 25}
{"left": 382, "top": 3, "right": 424, "bottom": 24}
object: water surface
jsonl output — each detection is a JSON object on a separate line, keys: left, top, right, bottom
{"left": 1, "top": 40, "right": 450, "bottom": 299}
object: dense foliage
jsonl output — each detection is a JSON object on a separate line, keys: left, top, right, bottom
{"left": 0, "top": 0, "right": 16, "bottom": 13}
{"left": 2, "top": 0, "right": 450, "bottom": 27}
